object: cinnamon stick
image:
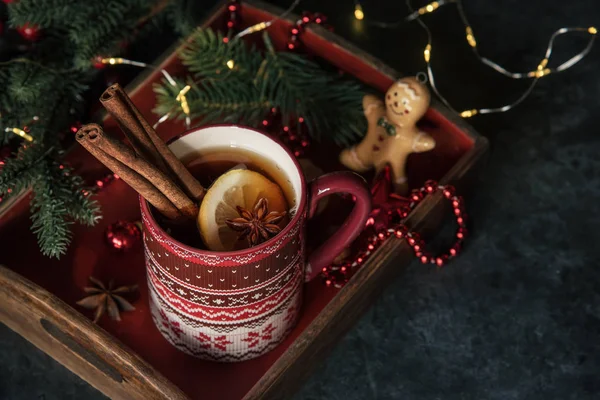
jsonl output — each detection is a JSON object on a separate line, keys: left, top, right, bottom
{"left": 88, "top": 127, "right": 198, "bottom": 219}
{"left": 100, "top": 85, "right": 171, "bottom": 175}
{"left": 76, "top": 124, "right": 182, "bottom": 221}
{"left": 100, "top": 84, "right": 206, "bottom": 202}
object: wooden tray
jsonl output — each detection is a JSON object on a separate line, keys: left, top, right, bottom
{"left": 0, "top": 1, "right": 488, "bottom": 399}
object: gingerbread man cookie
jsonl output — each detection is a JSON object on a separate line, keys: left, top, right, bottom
{"left": 339, "top": 77, "right": 435, "bottom": 193}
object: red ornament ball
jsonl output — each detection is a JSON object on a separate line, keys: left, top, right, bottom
{"left": 16, "top": 23, "right": 40, "bottom": 41}
{"left": 105, "top": 221, "right": 141, "bottom": 251}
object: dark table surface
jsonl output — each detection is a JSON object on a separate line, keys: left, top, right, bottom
{"left": 2, "top": 0, "right": 600, "bottom": 399}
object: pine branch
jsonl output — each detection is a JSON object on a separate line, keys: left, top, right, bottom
{"left": 30, "top": 161, "right": 73, "bottom": 258}
{"left": 68, "top": 1, "right": 156, "bottom": 69}
{"left": 164, "top": 0, "right": 202, "bottom": 37}
{"left": 9, "top": 0, "right": 160, "bottom": 69}
{"left": 153, "top": 77, "right": 271, "bottom": 127}
{"left": 8, "top": 0, "right": 76, "bottom": 28}
{"left": 29, "top": 158, "right": 101, "bottom": 258}
{"left": 1, "top": 0, "right": 170, "bottom": 258}
{"left": 0, "top": 146, "right": 49, "bottom": 198}
{"left": 153, "top": 28, "right": 367, "bottom": 146}
{"left": 179, "top": 28, "right": 262, "bottom": 81}
{"left": 260, "top": 34, "right": 365, "bottom": 145}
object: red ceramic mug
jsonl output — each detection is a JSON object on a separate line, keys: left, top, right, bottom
{"left": 141, "top": 125, "right": 371, "bottom": 362}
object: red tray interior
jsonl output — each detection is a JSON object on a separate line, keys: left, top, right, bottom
{"left": 0, "top": 5, "right": 474, "bottom": 400}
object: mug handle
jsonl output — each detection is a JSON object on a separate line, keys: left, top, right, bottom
{"left": 305, "top": 171, "right": 372, "bottom": 281}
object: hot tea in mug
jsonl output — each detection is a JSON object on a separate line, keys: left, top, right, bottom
{"left": 157, "top": 147, "right": 296, "bottom": 252}
{"left": 140, "top": 125, "right": 371, "bottom": 362}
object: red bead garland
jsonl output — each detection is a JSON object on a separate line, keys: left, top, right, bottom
{"left": 225, "top": 0, "right": 241, "bottom": 32}
{"left": 222, "top": 3, "right": 312, "bottom": 155}
{"left": 321, "top": 181, "right": 468, "bottom": 288}
{"left": 287, "top": 11, "right": 329, "bottom": 51}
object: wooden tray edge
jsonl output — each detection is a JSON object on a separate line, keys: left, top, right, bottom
{"left": 0, "top": 265, "right": 189, "bottom": 400}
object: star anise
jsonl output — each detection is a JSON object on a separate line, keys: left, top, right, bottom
{"left": 225, "top": 197, "right": 287, "bottom": 247}
{"left": 76, "top": 277, "right": 138, "bottom": 323}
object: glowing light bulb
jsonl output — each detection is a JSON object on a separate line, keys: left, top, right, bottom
{"left": 354, "top": 4, "right": 364, "bottom": 20}
{"left": 424, "top": 44, "right": 432, "bottom": 62}
{"left": 6, "top": 127, "right": 33, "bottom": 142}
{"left": 460, "top": 109, "right": 478, "bottom": 118}
{"left": 226, "top": 59, "right": 235, "bottom": 69}
{"left": 466, "top": 27, "right": 477, "bottom": 47}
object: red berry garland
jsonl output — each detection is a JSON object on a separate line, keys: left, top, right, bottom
{"left": 287, "top": 11, "right": 329, "bottom": 51}
{"left": 225, "top": 0, "right": 241, "bottom": 32}
{"left": 223, "top": 2, "right": 313, "bottom": 156}
{"left": 321, "top": 180, "right": 468, "bottom": 288}
{"left": 224, "top": 1, "right": 331, "bottom": 48}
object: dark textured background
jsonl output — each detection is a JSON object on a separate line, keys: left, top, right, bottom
{"left": 2, "top": 0, "right": 600, "bottom": 399}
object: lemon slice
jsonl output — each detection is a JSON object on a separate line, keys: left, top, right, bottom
{"left": 198, "top": 169, "right": 288, "bottom": 251}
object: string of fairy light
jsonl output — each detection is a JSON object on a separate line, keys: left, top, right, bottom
{"left": 93, "top": 1, "right": 311, "bottom": 137}
{"left": 353, "top": 0, "right": 597, "bottom": 117}
{"left": 103, "top": 0, "right": 596, "bottom": 121}
{"left": 2, "top": 115, "right": 38, "bottom": 143}
{"left": 96, "top": 56, "right": 192, "bottom": 130}
{"left": 5, "top": 0, "right": 594, "bottom": 147}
